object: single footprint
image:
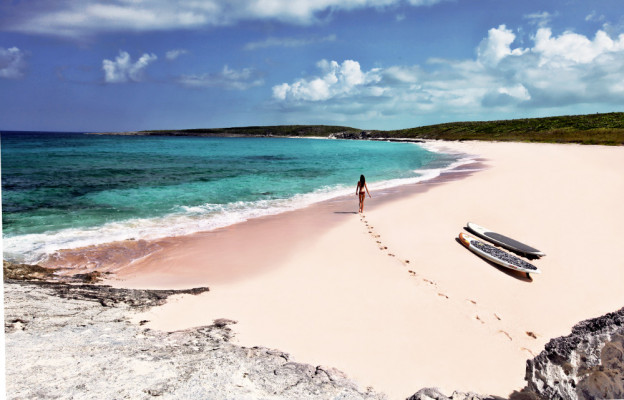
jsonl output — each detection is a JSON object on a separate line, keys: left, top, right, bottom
{"left": 408, "top": 270, "right": 417, "bottom": 276}
{"left": 405, "top": 260, "right": 410, "bottom": 264}
{"left": 467, "top": 299, "right": 477, "bottom": 305}
{"left": 438, "top": 293, "right": 449, "bottom": 299}
{"left": 521, "top": 347, "right": 536, "bottom": 357}
{"left": 526, "top": 331, "right": 538, "bottom": 339}
{"left": 475, "top": 315, "right": 485, "bottom": 324}
{"left": 498, "top": 330, "right": 513, "bottom": 341}
{"left": 494, "top": 313, "right": 502, "bottom": 321}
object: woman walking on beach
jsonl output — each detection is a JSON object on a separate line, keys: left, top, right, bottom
{"left": 356, "top": 174, "right": 371, "bottom": 213}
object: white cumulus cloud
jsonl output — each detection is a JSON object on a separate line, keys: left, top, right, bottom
{"left": 499, "top": 84, "right": 531, "bottom": 101}
{"left": 102, "top": 51, "right": 158, "bottom": 83}
{"left": 477, "top": 25, "right": 526, "bottom": 66}
{"left": 272, "top": 59, "right": 382, "bottom": 101}
{"left": 273, "top": 25, "right": 624, "bottom": 125}
{"left": 533, "top": 28, "right": 624, "bottom": 66}
{"left": 0, "top": 46, "right": 27, "bottom": 79}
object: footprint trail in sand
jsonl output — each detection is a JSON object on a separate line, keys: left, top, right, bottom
{"left": 358, "top": 213, "right": 541, "bottom": 355}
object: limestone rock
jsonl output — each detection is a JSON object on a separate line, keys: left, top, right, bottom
{"left": 4, "top": 281, "right": 385, "bottom": 400}
{"left": 407, "top": 387, "right": 500, "bottom": 400}
{"left": 524, "top": 307, "right": 624, "bottom": 400}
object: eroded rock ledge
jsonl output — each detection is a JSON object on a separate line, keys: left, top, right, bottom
{"left": 4, "top": 280, "right": 385, "bottom": 400}
{"left": 524, "top": 308, "right": 624, "bottom": 400}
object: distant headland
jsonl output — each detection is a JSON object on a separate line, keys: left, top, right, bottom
{"left": 90, "top": 111, "right": 624, "bottom": 145}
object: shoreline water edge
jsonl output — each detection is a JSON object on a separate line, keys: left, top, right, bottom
{"left": 3, "top": 138, "right": 624, "bottom": 399}
{"left": 2, "top": 134, "right": 470, "bottom": 267}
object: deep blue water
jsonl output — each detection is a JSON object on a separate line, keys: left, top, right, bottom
{"left": 1, "top": 131, "right": 463, "bottom": 262}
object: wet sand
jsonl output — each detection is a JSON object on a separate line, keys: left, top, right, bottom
{"left": 104, "top": 162, "right": 481, "bottom": 289}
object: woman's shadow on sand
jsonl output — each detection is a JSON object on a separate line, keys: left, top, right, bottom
{"left": 454, "top": 237, "right": 534, "bottom": 283}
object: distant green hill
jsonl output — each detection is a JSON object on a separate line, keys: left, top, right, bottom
{"left": 378, "top": 112, "right": 624, "bottom": 145}
{"left": 94, "top": 125, "right": 361, "bottom": 138}
{"left": 93, "top": 112, "right": 624, "bottom": 145}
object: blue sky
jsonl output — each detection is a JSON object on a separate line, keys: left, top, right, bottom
{"left": 1, "top": 0, "right": 623, "bottom": 132}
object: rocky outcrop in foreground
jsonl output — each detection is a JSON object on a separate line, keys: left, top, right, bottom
{"left": 407, "top": 388, "right": 503, "bottom": 400}
{"left": 5, "top": 275, "right": 623, "bottom": 400}
{"left": 523, "top": 308, "right": 624, "bottom": 400}
{"left": 4, "top": 280, "right": 385, "bottom": 400}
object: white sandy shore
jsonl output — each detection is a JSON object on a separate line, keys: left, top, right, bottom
{"left": 111, "top": 141, "right": 624, "bottom": 399}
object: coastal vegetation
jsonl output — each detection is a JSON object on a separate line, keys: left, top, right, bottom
{"left": 97, "top": 125, "right": 361, "bottom": 138}
{"left": 93, "top": 112, "right": 624, "bottom": 145}
{"left": 382, "top": 112, "right": 624, "bottom": 145}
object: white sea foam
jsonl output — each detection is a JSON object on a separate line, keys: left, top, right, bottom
{"left": 3, "top": 145, "right": 480, "bottom": 264}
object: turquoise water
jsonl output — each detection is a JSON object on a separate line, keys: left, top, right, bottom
{"left": 1, "top": 131, "right": 465, "bottom": 263}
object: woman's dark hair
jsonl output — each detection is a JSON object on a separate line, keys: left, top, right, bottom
{"left": 359, "top": 175, "right": 365, "bottom": 186}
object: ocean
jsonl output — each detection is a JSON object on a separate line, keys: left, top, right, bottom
{"left": 1, "top": 131, "right": 468, "bottom": 264}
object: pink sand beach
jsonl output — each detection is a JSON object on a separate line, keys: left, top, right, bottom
{"left": 95, "top": 141, "right": 624, "bottom": 399}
